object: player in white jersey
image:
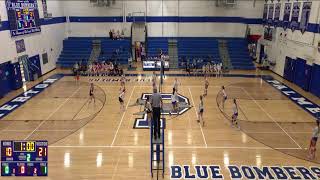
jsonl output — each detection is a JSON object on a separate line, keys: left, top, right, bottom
{"left": 173, "top": 78, "right": 180, "bottom": 93}
{"left": 197, "top": 95, "right": 205, "bottom": 126}
{"left": 231, "top": 99, "right": 239, "bottom": 129}
{"left": 170, "top": 88, "right": 179, "bottom": 115}
{"left": 219, "top": 63, "right": 223, "bottom": 77}
{"left": 221, "top": 86, "right": 227, "bottom": 109}
{"left": 144, "top": 96, "right": 153, "bottom": 127}
{"left": 120, "top": 74, "right": 126, "bottom": 87}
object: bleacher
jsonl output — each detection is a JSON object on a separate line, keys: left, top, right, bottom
{"left": 177, "top": 38, "right": 221, "bottom": 68}
{"left": 57, "top": 37, "right": 131, "bottom": 68}
{"left": 227, "top": 39, "right": 255, "bottom": 70}
{"left": 57, "top": 37, "right": 93, "bottom": 68}
{"left": 98, "top": 38, "right": 131, "bottom": 65}
{"left": 146, "top": 37, "right": 169, "bottom": 57}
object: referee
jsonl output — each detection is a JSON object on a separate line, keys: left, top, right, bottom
{"left": 150, "top": 88, "right": 162, "bottom": 140}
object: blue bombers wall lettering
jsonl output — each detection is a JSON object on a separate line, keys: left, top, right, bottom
{"left": 170, "top": 165, "right": 320, "bottom": 179}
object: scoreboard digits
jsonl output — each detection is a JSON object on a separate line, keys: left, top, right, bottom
{"left": 1, "top": 140, "right": 48, "bottom": 176}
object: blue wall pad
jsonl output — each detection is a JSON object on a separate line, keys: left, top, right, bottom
{"left": 293, "top": 58, "right": 306, "bottom": 89}
{"left": 310, "top": 63, "right": 320, "bottom": 98}
{"left": 9, "top": 62, "right": 23, "bottom": 90}
{"left": 0, "top": 61, "right": 13, "bottom": 98}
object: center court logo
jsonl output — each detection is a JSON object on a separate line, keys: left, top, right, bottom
{"left": 170, "top": 165, "right": 320, "bottom": 179}
{"left": 133, "top": 93, "right": 191, "bottom": 129}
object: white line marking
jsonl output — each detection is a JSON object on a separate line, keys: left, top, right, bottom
{"left": 240, "top": 87, "right": 303, "bottom": 149}
{"left": 3, "top": 129, "right": 75, "bottom": 132}
{"left": 188, "top": 87, "right": 207, "bottom": 148}
{"left": 49, "top": 145, "right": 302, "bottom": 150}
{"left": 110, "top": 86, "right": 136, "bottom": 147}
{"left": 24, "top": 86, "right": 81, "bottom": 140}
{"left": 243, "top": 131, "right": 312, "bottom": 134}
{"left": 111, "top": 149, "right": 122, "bottom": 180}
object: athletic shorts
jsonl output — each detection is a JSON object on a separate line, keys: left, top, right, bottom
{"left": 234, "top": 113, "right": 238, "bottom": 117}
{"left": 172, "top": 101, "right": 177, "bottom": 105}
{"left": 224, "top": 96, "right": 227, "bottom": 100}
{"left": 200, "top": 109, "right": 204, "bottom": 113}
{"left": 119, "top": 97, "right": 124, "bottom": 103}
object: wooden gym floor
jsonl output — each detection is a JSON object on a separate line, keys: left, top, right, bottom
{"left": 0, "top": 69, "right": 319, "bottom": 179}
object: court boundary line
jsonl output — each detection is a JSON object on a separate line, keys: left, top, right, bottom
{"left": 188, "top": 87, "right": 208, "bottom": 148}
{"left": 110, "top": 86, "right": 136, "bottom": 147}
{"left": 48, "top": 145, "right": 303, "bottom": 150}
{"left": 240, "top": 87, "right": 303, "bottom": 149}
{"left": 23, "top": 86, "right": 82, "bottom": 140}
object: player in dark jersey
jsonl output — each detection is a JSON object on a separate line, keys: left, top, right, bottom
{"left": 232, "top": 99, "right": 239, "bottom": 129}
{"left": 119, "top": 86, "right": 125, "bottom": 111}
{"left": 89, "top": 83, "right": 95, "bottom": 104}
{"left": 203, "top": 77, "right": 209, "bottom": 97}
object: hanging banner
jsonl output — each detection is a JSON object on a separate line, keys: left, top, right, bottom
{"left": 274, "top": 3, "right": 281, "bottom": 27}
{"left": 283, "top": 3, "right": 291, "bottom": 30}
{"left": 263, "top": 4, "right": 268, "bottom": 25}
{"left": 290, "top": 2, "right": 301, "bottom": 31}
{"left": 299, "top": 2, "right": 312, "bottom": 33}
{"left": 267, "top": 4, "right": 274, "bottom": 26}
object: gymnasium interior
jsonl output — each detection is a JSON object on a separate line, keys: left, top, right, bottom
{"left": 0, "top": 0, "right": 320, "bottom": 179}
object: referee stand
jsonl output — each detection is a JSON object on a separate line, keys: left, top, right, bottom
{"left": 150, "top": 68, "right": 165, "bottom": 179}
{"left": 150, "top": 118, "right": 165, "bottom": 179}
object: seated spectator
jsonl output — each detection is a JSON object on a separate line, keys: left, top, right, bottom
{"left": 120, "top": 29, "right": 125, "bottom": 39}
{"left": 112, "top": 29, "right": 116, "bottom": 40}
{"left": 109, "top": 30, "right": 113, "bottom": 39}
{"left": 116, "top": 30, "right": 120, "bottom": 40}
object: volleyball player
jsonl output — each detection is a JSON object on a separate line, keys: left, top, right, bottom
{"left": 120, "top": 74, "right": 126, "bottom": 87}
{"left": 232, "top": 99, "right": 239, "bottom": 129}
{"left": 152, "top": 72, "right": 157, "bottom": 92}
{"left": 73, "top": 62, "right": 80, "bottom": 85}
{"left": 219, "top": 62, "right": 223, "bottom": 77}
{"left": 119, "top": 86, "right": 125, "bottom": 111}
{"left": 170, "top": 88, "right": 179, "bottom": 115}
{"left": 221, "top": 86, "right": 227, "bottom": 109}
{"left": 173, "top": 78, "right": 180, "bottom": 93}
{"left": 144, "top": 96, "right": 153, "bottom": 127}
{"left": 88, "top": 83, "right": 95, "bottom": 104}
{"left": 203, "top": 77, "right": 209, "bottom": 97}
{"left": 197, "top": 95, "right": 204, "bottom": 126}
{"left": 308, "top": 120, "right": 319, "bottom": 160}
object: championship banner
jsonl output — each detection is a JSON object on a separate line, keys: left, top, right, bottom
{"left": 274, "top": 3, "right": 281, "bottom": 27}
{"left": 299, "top": 2, "right": 312, "bottom": 33}
{"left": 283, "top": 3, "right": 291, "bottom": 30}
{"left": 267, "top": 4, "right": 274, "bottom": 26}
{"left": 263, "top": 4, "right": 268, "bottom": 25}
{"left": 290, "top": 2, "right": 301, "bottom": 32}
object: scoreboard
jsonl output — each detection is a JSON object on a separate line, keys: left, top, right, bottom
{"left": 6, "top": 0, "right": 41, "bottom": 37}
{"left": 1, "top": 140, "right": 48, "bottom": 176}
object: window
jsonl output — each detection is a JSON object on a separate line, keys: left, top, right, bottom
{"left": 42, "top": 53, "right": 48, "bottom": 65}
